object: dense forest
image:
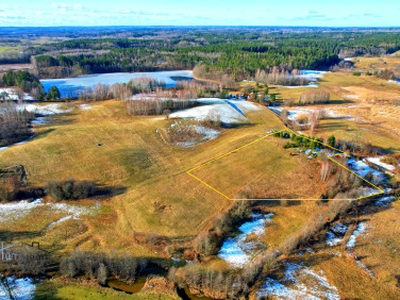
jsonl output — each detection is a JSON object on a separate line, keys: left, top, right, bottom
{"left": 30, "top": 31, "right": 400, "bottom": 79}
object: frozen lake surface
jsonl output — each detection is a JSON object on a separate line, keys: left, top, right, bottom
{"left": 41, "top": 70, "right": 193, "bottom": 98}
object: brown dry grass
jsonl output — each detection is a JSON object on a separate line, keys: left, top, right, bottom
{"left": 190, "top": 137, "right": 324, "bottom": 200}
{"left": 355, "top": 200, "right": 400, "bottom": 287}
{"left": 0, "top": 100, "right": 285, "bottom": 254}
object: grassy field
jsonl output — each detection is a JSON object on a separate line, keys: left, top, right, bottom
{"left": 190, "top": 135, "right": 324, "bottom": 200}
{"left": 350, "top": 56, "right": 400, "bottom": 71}
{"left": 301, "top": 252, "right": 400, "bottom": 299}
{"left": 0, "top": 100, "right": 285, "bottom": 254}
{"left": 0, "top": 45, "right": 20, "bottom": 53}
{"left": 355, "top": 201, "right": 400, "bottom": 286}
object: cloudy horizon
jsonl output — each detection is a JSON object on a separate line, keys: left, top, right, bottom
{"left": 0, "top": 0, "right": 400, "bottom": 27}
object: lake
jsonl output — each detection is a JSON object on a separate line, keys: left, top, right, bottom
{"left": 41, "top": 70, "right": 193, "bottom": 98}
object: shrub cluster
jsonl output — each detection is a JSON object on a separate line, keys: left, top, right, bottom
{"left": 45, "top": 178, "right": 96, "bottom": 201}
{"left": 170, "top": 263, "right": 251, "bottom": 299}
{"left": 60, "top": 249, "right": 146, "bottom": 284}
{"left": 273, "top": 131, "right": 322, "bottom": 150}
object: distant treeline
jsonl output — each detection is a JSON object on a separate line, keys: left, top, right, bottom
{"left": 31, "top": 32, "right": 400, "bottom": 79}
{"left": 0, "top": 52, "right": 31, "bottom": 64}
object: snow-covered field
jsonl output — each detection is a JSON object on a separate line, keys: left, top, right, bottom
{"left": 218, "top": 212, "right": 273, "bottom": 268}
{"left": 0, "top": 198, "right": 100, "bottom": 224}
{"left": 169, "top": 99, "right": 261, "bottom": 124}
{"left": 18, "top": 103, "right": 73, "bottom": 116}
{"left": 168, "top": 120, "right": 221, "bottom": 148}
{"left": 0, "top": 277, "right": 36, "bottom": 299}
{"left": 0, "top": 88, "right": 33, "bottom": 100}
{"left": 258, "top": 262, "right": 340, "bottom": 300}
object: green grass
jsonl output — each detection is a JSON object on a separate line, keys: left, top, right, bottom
{"left": 0, "top": 46, "right": 20, "bottom": 53}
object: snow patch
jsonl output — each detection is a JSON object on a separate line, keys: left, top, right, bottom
{"left": 78, "top": 104, "right": 96, "bottom": 111}
{"left": 258, "top": 262, "right": 340, "bottom": 300}
{"left": 375, "top": 196, "right": 396, "bottom": 207}
{"left": 218, "top": 213, "right": 273, "bottom": 268}
{"left": 0, "top": 277, "right": 36, "bottom": 299}
{"left": 326, "top": 223, "right": 347, "bottom": 247}
{"left": 0, "top": 88, "right": 33, "bottom": 101}
{"left": 365, "top": 157, "right": 395, "bottom": 171}
{"left": 347, "top": 158, "right": 385, "bottom": 184}
{"left": 170, "top": 99, "right": 260, "bottom": 124}
{"left": 0, "top": 198, "right": 100, "bottom": 224}
{"left": 47, "top": 215, "right": 74, "bottom": 228}
{"left": 346, "top": 222, "right": 368, "bottom": 250}
{"left": 19, "top": 103, "right": 72, "bottom": 116}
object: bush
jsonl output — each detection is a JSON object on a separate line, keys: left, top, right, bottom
{"left": 60, "top": 249, "right": 146, "bottom": 284}
{"left": 45, "top": 178, "right": 95, "bottom": 201}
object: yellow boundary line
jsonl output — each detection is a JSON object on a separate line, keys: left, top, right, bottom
{"left": 187, "top": 128, "right": 385, "bottom": 201}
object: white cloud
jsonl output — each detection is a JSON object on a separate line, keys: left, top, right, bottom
{"left": 51, "top": 3, "right": 83, "bottom": 11}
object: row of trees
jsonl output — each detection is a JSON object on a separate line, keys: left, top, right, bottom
{"left": 298, "top": 90, "right": 330, "bottom": 105}
{"left": 77, "top": 78, "right": 167, "bottom": 101}
{"left": 254, "top": 68, "right": 310, "bottom": 86}
{"left": 60, "top": 249, "right": 147, "bottom": 284}
{"left": 125, "top": 95, "right": 196, "bottom": 116}
{"left": 0, "top": 106, "right": 34, "bottom": 147}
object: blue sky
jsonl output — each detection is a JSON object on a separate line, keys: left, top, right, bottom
{"left": 0, "top": 0, "right": 399, "bottom": 27}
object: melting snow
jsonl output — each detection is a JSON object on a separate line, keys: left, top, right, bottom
{"left": 18, "top": 103, "right": 72, "bottom": 116}
{"left": 365, "top": 157, "right": 395, "bottom": 171}
{"left": 346, "top": 222, "right": 367, "bottom": 250}
{"left": 0, "top": 198, "right": 100, "bottom": 224}
{"left": 375, "top": 196, "right": 396, "bottom": 206}
{"left": 346, "top": 222, "right": 374, "bottom": 276}
{"left": 326, "top": 223, "right": 348, "bottom": 247}
{"left": 0, "top": 88, "right": 33, "bottom": 101}
{"left": 347, "top": 158, "right": 385, "bottom": 183}
{"left": 170, "top": 99, "right": 260, "bottom": 124}
{"left": 47, "top": 215, "right": 74, "bottom": 228}
{"left": 78, "top": 104, "right": 97, "bottom": 111}
{"left": 218, "top": 213, "right": 273, "bottom": 268}
{"left": 0, "top": 277, "right": 36, "bottom": 299}
{"left": 258, "top": 262, "right": 340, "bottom": 300}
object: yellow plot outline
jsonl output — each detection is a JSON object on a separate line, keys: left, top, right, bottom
{"left": 187, "top": 128, "right": 384, "bottom": 201}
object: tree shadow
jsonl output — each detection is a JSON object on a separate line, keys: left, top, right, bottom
{"left": 32, "top": 128, "right": 56, "bottom": 140}
{"left": 93, "top": 185, "right": 127, "bottom": 200}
